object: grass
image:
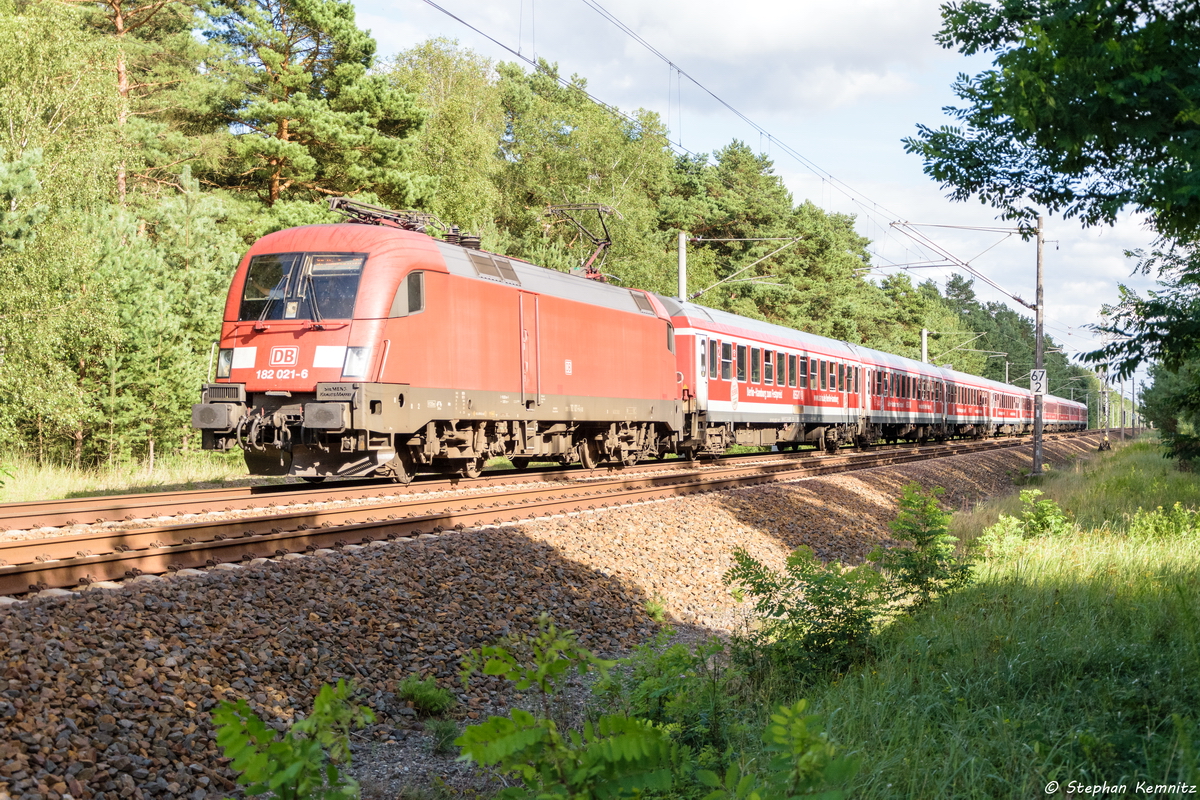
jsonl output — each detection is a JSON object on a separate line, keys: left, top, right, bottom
{"left": 396, "top": 675, "right": 456, "bottom": 717}
{"left": 0, "top": 450, "right": 264, "bottom": 503}
{"left": 800, "top": 438, "right": 1200, "bottom": 798}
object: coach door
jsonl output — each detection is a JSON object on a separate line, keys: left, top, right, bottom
{"left": 519, "top": 292, "right": 540, "bottom": 408}
{"left": 695, "top": 335, "right": 709, "bottom": 409}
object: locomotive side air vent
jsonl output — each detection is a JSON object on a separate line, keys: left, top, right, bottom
{"left": 468, "top": 251, "right": 521, "bottom": 286}
{"left": 630, "top": 291, "right": 656, "bottom": 315}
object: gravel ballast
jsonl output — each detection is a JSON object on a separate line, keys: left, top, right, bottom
{"left": 0, "top": 436, "right": 1106, "bottom": 800}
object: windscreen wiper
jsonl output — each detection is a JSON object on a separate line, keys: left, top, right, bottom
{"left": 254, "top": 273, "right": 289, "bottom": 330}
{"left": 305, "top": 271, "right": 325, "bottom": 329}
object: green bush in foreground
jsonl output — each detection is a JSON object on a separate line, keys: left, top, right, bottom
{"left": 870, "top": 483, "right": 973, "bottom": 605}
{"left": 213, "top": 679, "right": 374, "bottom": 800}
{"left": 724, "top": 546, "right": 884, "bottom": 681}
{"left": 457, "top": 615, "right": 856, "bottom": 800}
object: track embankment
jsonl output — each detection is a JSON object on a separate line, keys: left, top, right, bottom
{"left": 0, "top": 434, "right": 1108, "bottom": 800}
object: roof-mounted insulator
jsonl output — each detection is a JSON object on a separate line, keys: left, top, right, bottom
{"left": 445, "top": 225, "right": 461, "bottom": 246}
{"left": 460, "top": 234, "right": 482, "bottom": 250}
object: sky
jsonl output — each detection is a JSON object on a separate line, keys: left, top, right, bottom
{"left": 353, "top": 0, "right": 1155, "bottom": 408}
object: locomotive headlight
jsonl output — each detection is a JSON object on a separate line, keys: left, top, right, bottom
{"left": 216, "top": 348, "right": 234, "bottom": 379}
{"left": 341, "top": 346, "right": 372, "bottom": 378}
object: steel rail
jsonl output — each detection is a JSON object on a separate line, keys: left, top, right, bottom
{"left": 0, "top": 434, "right": 1093, "bottom": 596}
{"left": 0, "top": 444, "right": 903, "bottom": 530}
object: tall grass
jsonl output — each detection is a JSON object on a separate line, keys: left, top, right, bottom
{"left": 0, "top": 450, "right": 262, "bottom": 503}
{"left": 806, "top": 439, "right": 1200, "bottom": 798}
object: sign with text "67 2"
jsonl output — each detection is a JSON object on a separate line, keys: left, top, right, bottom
{"left": 1030, "top": 369, "right": 1047, "bottom": 396}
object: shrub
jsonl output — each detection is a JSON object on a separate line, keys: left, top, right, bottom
{"left": 397, "top": 675, "right": 456, "bottom": 717}
{"left": 457, "top": 615, "right": 678, "bottom": 800}
{"left": 593, "top": 629, "right": 735, "bottom": 755}
{"left": 974, "top": 513, "right": 1027, "bottom": 559}
{"left": 213, "top": 679, "right": 374, "bottom": 800}
{"left": 723, "top": 546, "right": 884, "bottom": 679}
{"left": 698, "top": 699, "right": 858, "bottom": 800}
{"left": 1018, "top": 488, "right": 1075, "bottom": 537}
{"left": 870, "top": 483, "right": 974, "bottom": 606}
{"left": 1127, "top": 502, "right": 1199, "bottom": 539}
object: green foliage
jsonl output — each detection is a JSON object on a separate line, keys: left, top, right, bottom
{"left": 594, "top": 630, "right": 735, "bottom": 755}
{"left": 460, "top": 614, "right": 617, "bottom": 701}
{"left": 974, "top": 489, "right": 1075, "bottom": 558}
{"left": 425, "top": 719, "right": 459, "bottom": 755}
{"left": 723, "top": 546, "right": 884, "bottom": 678}
{"left": 940, "top": 274, "right": 1096, "bottom": 404}
{"left": 1017, "top": 489, "right": 1075, "bottom": 538}
{"left": 871, "top": 483, "right": 973, "bottom": 604}
{"left": 382, "top": 39, "right": 505, "bottom": 231}
{"left": 643, "top": 596, "right": 667, "bottom": 624}
{"left": 698, "top": 700, "right": 857, "bottom": 800}
{"left": 905, "top": 0, "right": 1200, "bottom": 241}
{"left": 1126, "top": 503, "right": 1200, "bottom": 539}
{"left": 213, "top": 679, "right": 375, "bottom": 800}
{"left": 973, "top": 513, "right": 1027, "bottom": 559}
{"left": 396, "top": 675, "right": 456, "bottom": 717}
{"left": 457, "top": 616, "right": 676, "bottom": 800}
{"left": 205, "top": 0, "right": 433, "bottom": 206}
{"left": 0, "top": 148, "right": 44, "bottom": 250}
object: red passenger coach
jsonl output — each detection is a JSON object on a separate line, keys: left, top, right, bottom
{"left": 193, "top": 216, "right": 682, "bottom": 481}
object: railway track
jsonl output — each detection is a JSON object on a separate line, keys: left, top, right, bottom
{"left": 0, "top": 433, "right": 1093, "bottom": 597}
{"left": 0, "top": 442, "right": 940, "bottom": 531}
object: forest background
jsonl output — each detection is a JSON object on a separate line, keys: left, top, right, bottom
{"left": 0, "top": 0, "right": 1099, "bottom": 467}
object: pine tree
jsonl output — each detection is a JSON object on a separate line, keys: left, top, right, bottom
{"left": 206, "top": 0, "right": 433, "bottom": 207}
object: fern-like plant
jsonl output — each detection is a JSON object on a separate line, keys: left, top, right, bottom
{"left": 457, "top": 615, "right": 681, "bottom": 800}
{"left": 213, "top": 679, "right": 374, "bottom": 800}
{"left": 698, "top": 699, "right": 857, "bottom": 800}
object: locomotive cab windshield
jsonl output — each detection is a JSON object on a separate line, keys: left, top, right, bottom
{"left": 238, "top": 252, "right": 366, "bottom": 321}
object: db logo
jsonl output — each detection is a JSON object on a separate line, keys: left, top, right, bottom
{"left": 270, "top": 346, "right": 299, "bottom": 367}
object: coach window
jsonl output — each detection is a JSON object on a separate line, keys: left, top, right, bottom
{"left": 722, "top": 343, "right": 733, "bottom": 380}
{"left": 788, "top": 354, "right": 798, "bottom": 387}
{"left": 798, "top": 356, "right": 807, "bottom": 388}
{"left": 751, "top": 348, "right": 761, "bottom": 383}
{"left": 666, "top": 323, "right": 675, "bottom": 354}
{"left": 816, "top": 360, "right": 824, "bottom": 390}
{"left": 710, "top": 341, "right": 719, "bottom": 379}
{"left": 838, "top": 363, "right": 845, "bottom": 392}
{"left": 831, "top": 362, "right": 838, "bottom": 392}
{"left": 699, "top": 340, "right": 706, "bottom": 378}
{"left": 737, "top": 345, "right": 747, "bottom": 381}
{"left": 763, "top": 351, "right": 774, "bottom": 384}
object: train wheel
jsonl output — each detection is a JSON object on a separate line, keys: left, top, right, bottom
{"left": 459, "top": 458, "right": 484, "bottom": 479}
{"left": 302, "top": 476, "right": 326, "bottom": 484}
{"left": 621, "top": 450, "right": 639, "bottom": 467}
{"left": 580, "top": 439, "right": 600, "bottom": 469}
{"left": 380, "top": 452, "right": 414, "bottom": 485}
{"left": 511, "top": 457, "right": 531, "bottom": 470}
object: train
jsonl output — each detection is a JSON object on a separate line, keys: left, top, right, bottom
{"left": 191, "top": 199, "right": 1088, "bottom": 483}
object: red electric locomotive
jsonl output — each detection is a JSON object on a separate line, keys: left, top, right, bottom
{"left": 192, "top": 201, "right": 683, "bottom": 482}
{"left": 192, "top": 200, "right": 1087, "bottom": 481}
